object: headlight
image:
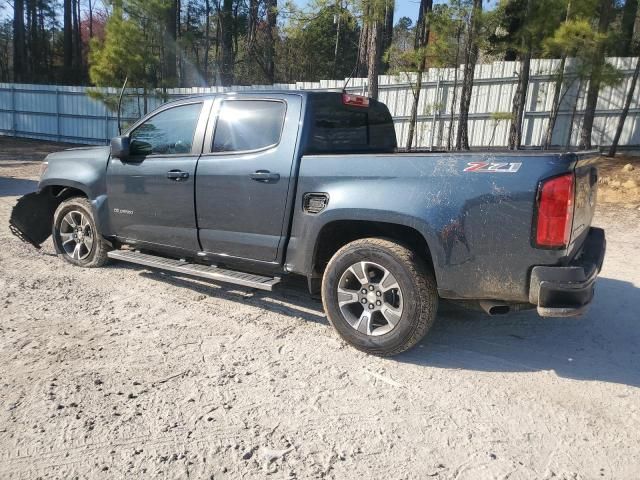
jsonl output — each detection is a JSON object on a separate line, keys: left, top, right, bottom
{"left": 39, "top": 161, "right": 49, "bottom": 179}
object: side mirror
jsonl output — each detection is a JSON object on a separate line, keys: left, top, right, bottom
{"left": 110, "top": 136, "right": 130, "bottom": 160}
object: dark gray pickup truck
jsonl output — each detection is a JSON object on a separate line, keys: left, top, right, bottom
{"left": 10, "top": 91, "right": 606, "bottom": 356}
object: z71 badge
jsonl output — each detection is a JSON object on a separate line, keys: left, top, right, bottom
{"left": 464, "top": 162, "right": 522, "bottom": 173}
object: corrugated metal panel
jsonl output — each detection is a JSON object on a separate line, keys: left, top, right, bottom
{"left": 0, "top": 57, "right": 638, "bottom": 148}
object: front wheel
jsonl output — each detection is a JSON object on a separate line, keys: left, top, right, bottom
{"left": 52, "top": 197, "right": 111, "bottom": 268}
{"left": 321, "top": 238, "right": 438, "bottom": 356}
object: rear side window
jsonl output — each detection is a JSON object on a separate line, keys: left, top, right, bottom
{"left": 307, "top": 95, "right": 397, "bottom": 154}
{"left": 213, "top": 100, "right": 286, "bottom": 152}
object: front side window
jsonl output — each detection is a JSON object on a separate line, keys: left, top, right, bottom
{"left": 212, "top": 100, "right": 286, "bottom": 153}
{"left": 130, "top": 102, "right": 203, "bottom": 156}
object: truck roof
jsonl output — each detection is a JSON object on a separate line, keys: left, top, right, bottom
{"left": 162, "top": 90, "right": 340, "bottom": 106}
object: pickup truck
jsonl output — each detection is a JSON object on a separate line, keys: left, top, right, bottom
{"left": 9, "top": 91, "right": 606, "bottom": 356}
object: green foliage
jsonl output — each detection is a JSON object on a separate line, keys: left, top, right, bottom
{"left": 89, "top": 15, "right": 153, "bottom": 89}
{"left": 489, "top": 0, "right": 568, "bottom": 58}
{"left": 280, "top": 3, "right": 360, "bottom": 81}
{"left": 7, "top": 0, "right": 638, "bottom": 89}
{"left": 543, "top": 19, "right": 604, "bottom": 57}
{"left": 385, "top": 2, "right": 471, "bottom": 76}
{"left": 89, "top": 1, "right": 179, "bottom": 89}
{"left": 392, "top": 16, "right": 414, "bottom": 52}
{"left": 543, "top": 17, "right": 622, "bottom": 88}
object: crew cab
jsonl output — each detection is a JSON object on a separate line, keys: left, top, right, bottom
{"left": 9, "top": 91, "right": 606, "bottom": 356}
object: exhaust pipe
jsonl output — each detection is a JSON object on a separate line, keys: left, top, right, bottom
{"left": 479, "top": 301, "right": 511, "bottom": 316}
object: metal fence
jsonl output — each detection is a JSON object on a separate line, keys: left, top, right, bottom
{"left": 1, "top": 56, "right": 638, "bottom": 148}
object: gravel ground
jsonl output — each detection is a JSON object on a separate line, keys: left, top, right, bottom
{"left": 1, "top": 138, "right": 639, "bottom": 479}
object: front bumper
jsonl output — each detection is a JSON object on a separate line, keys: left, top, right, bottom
{"left": 529, "top": 227, "right": 606, "bottom": 317}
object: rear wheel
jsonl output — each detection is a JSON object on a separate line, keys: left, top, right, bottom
{"left": 322, "top": 238, "right": 438, "bottom": 356}
{"left": 52, "top": 197, "right": 110, "bottom": 267}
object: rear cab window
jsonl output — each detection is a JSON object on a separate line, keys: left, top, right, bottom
{"left": 306, "top": 93, "right": 397, "bottom": 154}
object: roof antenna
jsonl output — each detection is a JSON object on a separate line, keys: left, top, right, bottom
{"left": 117, "top": 76, "right": 128, "bottom": 136}
{"left": 342, "top": 42, "right": 362, "bottom": 93}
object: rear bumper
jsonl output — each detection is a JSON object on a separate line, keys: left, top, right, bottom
{"left": 529, "top": 227, "right": 606, "bottom": 317}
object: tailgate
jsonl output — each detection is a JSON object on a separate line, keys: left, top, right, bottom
{"left": 568, "top": 151, "right": 600, "bottom": 256}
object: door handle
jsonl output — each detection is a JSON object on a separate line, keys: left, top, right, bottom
{"left": 167, "top": 170, "right": 189, "bottom": 181}
{"left": 249, "top": 170, "right": 280, "bottom": 183}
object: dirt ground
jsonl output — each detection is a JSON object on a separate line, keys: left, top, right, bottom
{"left": 597, "top": 154, "right": 640, "bottom": 207}
{"left": 1, "top": 137, "right": 639, "bottom": 479}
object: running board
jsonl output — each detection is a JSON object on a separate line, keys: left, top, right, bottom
{"left": 107, "top": 250, "right": 281, "bottom": 291}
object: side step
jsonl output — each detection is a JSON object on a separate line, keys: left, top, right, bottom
{"left": 107, "top": 250, "right": 281, "bottom": 291}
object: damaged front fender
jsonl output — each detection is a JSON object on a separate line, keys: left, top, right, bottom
{"left": 9, "top": 189, "right": 58, "bottom": 249}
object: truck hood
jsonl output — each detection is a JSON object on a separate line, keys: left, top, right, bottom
{"left": 45, "top": 145, "right": 111, "bottom": 164}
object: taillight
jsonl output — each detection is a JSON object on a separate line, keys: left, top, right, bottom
{"left": 535, "top": 173, "right": 575, "bottom": 248}
{"left": 342, "top": 93, "right": 369, "bottom": 107}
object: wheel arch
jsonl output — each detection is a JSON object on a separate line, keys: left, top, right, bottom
{"left": 308, "top": 219, "right": 438, "bottom": 293}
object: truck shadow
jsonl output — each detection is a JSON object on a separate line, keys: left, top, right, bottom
{"left": 124, "top": 264, "right": 639, "bottom": 388}
{"left": 131, "top": 267, "right": 328, "bottom": 326}
{"left": 0, "top": 176, "right": 38, "bottom": 197}
{"left": 398, "top": 277, "right": 640, "bottom": 388}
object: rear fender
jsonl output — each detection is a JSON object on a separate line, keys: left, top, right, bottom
{"left": 9, "top": 189, "right": 59, "bottom": 248}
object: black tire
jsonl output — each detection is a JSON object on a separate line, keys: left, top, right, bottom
{"left": 321, "top": 238, "right": 438, "bottom": 356}
{"left": 52, "top": 197, "right": 111, "bottom": 268}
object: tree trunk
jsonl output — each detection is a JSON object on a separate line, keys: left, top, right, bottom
{"left": 220, "top": 0, "right": 234, "bottom": 85}
{"left": 543, "top": 1, "right": 573, "bottom": 149}
{"left": 608, "top": 57, "right": 640, "bottom": 156}
{"left": 333, "top": 3, "right": 342, "bottom": 79}
{"left": 620, "top": 0, "right": 639, "bottom": 56}
{"left": 13, "top": 0, "right": 25, "bottom": 82}
{"left": 380, "top": 0, "right": 394, "bottom": 72}
{"left": 38, "top": 2, "right": 49, "bottom": 80}
{"left": 63, "top": 0, "right": 72, "bottom": 82}
{"left": 579, "top": 0, "right": 613, "bottom": 149}
{"left": 71, "top": 0, "right": 82, "bottom": 80}
{"left": 406, "top": 0, "right": 433, "bottom": 150}
{"left": 248, "top": 0, "right": 258, "bottom": 48}
{"left": 566, "top": 79, "right": 583, "bottom": 148}
{"left": 264, "top": 0, "right": 277, "bottom": 83}
{"left": 357, "top": 10, "right": 369, "bottom": 78}
{"left": 27, "top": 0, "right": 39, "bottom": 80}
{"left": 543, "top": 55, "right": 567, "bottom": 149}
{"left": 88, "top": 0, "right": 93, "bottom": 39}
{"left": 456, "top": 0, "right": 482, "bottom": 151}
{"left": 367, "top": 18, "right": 382, "bottom": 100}
{"left": 164, "top": 0, "right": 178, "bottom": 85}
{"left": 508, "top": 0, "right": 532, "bottom": 150}
{"left": 447, "top": 23, "right": 463, "bottom": 151}
{"left": 203, "top": 0, "right": 211, "bottom": 83}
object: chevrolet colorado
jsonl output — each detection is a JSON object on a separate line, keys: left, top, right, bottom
{"left": 9, "top": 91, "right": 606, "bottom": 356}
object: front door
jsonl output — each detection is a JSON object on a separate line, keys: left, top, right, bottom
{"left": 195, "top": 97, "right": 301, "bottom": 262}
{"left": 107, "top": 100, "right": 211, "bottom": 251}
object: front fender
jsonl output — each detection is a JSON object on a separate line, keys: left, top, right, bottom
{"left": 9, "top": 146, "right": 111, "bottom": 248}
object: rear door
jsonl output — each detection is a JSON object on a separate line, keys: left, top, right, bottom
{"left": 195, "top": 96, "right": 302, "bottom": 262}
{"left": 107, "top": 100, "right": 212, "bottom": 251}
